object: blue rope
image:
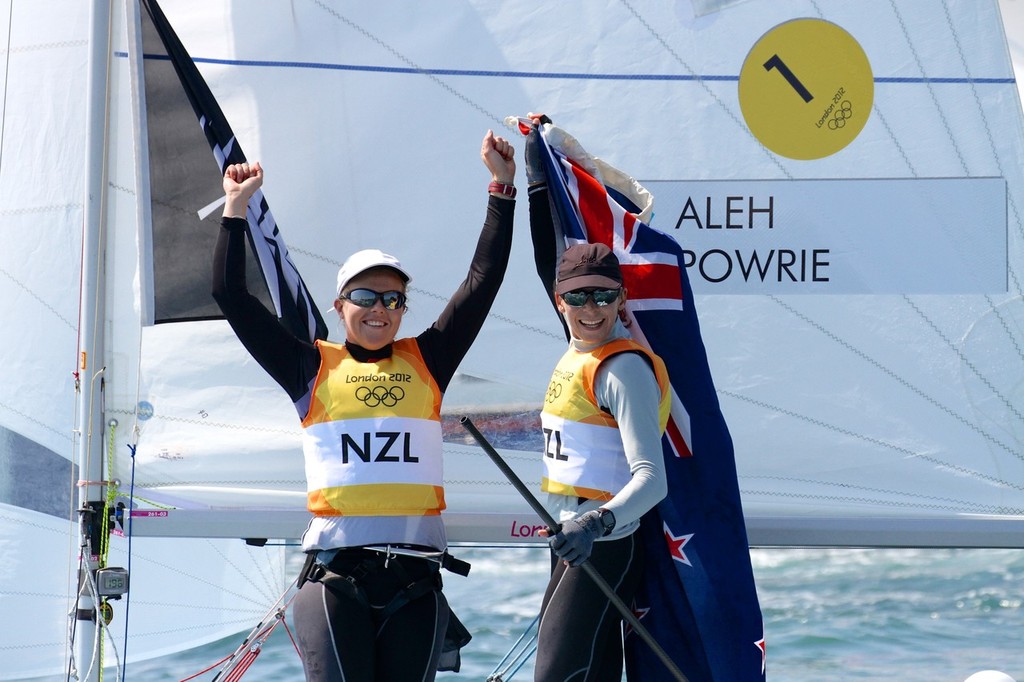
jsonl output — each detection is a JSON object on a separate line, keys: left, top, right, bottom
{"left": 119, "top": 443, "right": 137, "bottom": 682}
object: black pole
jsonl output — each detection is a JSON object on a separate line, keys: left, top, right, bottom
{"left": 459, "top": 416, "right": 689, "bottom": 682}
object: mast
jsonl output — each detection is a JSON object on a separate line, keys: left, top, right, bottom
{"left": 76, "top": 0, "right": 114, "bottom": 678}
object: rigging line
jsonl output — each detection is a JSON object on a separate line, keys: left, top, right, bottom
{"left": 869, "top": 106, "right": 915, "bottom": 174}
{"left": 0, "top": 265, "right": 79, "bottom": 330}
{"left": 138, "top": 50, "right": 1014, "bottom": 85}
{"left": 904, "top": 295, "right": 1024, "bottom": 427}
{"left": 855, "top": 4, "right": 1020, "bottom": 406}
{"left": 307, "top": 0, "right": 500, "bottom": 123}
{"left": 63, "top": 485, "right": 78, "bottom": 679}
{"left": 768, "top": 297, "right": 1023, "bottom": 462}
{"left": 201, "top": 538, "right": 280, "bottom": 606}
{"left": 209, "top": 584, "right": 300, "bottom": 682}
{"left": 901, "top": 0, "right": 1024, "bottom": 404}
{"left": 722, "top": 388, "right": 1024, "bottom": 493}
{"left": 131, "top": 477, "right": 304, "bottom": 488}
{"left": 938, "top": 0, "right": 1024, "bottom": 297}
{"left": 741, "top": 486, "right": 1024, "bottom": 515}
{"left": 123, "top": 551, "right": 275, "bottom": 605}
{"left": 880, "top": 3, "right": 1023, "bottom": 370}
{"left": 616, "top": 0, "right": 793, "bottom": 179}
{"left": 0, "top": 0, "right": 11, "bottom": 178}
{"left": 888, "top": 0, "right": 970, "bottom": 175}
{"left": 136, "top": 412, "right": 297, "bottom": 434}
{"left": 65, "top": 551, "right": 87, "bottom": 682}
{"left": 742, "top": 475, "right": 1020, "bottom": 514}
{"left": 0, "top": 397, "right": 74, "bottom": 441}
{"left": 247, "top": 543, "right": 291, "bottom": 605}
{"left": 125, "top": 2, "right": 165, "bottom": 442}
{"left": 119, "top": 444, "right": 137, "bottom": 682}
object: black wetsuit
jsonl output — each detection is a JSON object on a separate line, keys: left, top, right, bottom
{"left": 529, "top": 184, "right": 649, "bottom": 682}
{"left": 212, "top": 196, "right": 514, "bottom": 682}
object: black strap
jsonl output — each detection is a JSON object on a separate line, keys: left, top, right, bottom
{"left": 296, "top": 551, "right": 318, "bottom": 589}
{"left": 376, "top": 573, "right": 441, "bottom": 624}
{"left": 441, "top": 552, "right": 471, "bottom": 577}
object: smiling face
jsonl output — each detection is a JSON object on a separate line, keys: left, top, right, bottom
{"left": 333, "top": 267, "right": 407, "bottom": 350}
{"left": 556, "top": 287, "right": 626, "bottom": 345}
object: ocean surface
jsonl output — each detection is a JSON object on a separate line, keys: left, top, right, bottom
{"left": 110, "top": 547, "right": 1022, "bottom": 681}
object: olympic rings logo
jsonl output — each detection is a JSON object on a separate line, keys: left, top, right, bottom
{"left": 354, "top": 385, "right": 406, "bottom": 408}
{"left": 544, "top": 381, "right": 562, "bottom": 404}
{"left": 828, "top": 100, "right": 853, "bottom": 130}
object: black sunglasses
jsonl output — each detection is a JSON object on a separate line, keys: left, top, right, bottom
{"left": 561, "top": 288, "right": 621, "bottom": 307}
{"left": 341, "top": 288, "right": 407, "bottom": 310}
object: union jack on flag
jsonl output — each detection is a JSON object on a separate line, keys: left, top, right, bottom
{"left": 528, "top": 121, "right": 766, "bottom": 681}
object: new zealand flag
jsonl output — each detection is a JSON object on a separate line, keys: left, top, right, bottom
{"left": 141, "top": 0, "right": 326, "bottom": 343}
{"left": 527, "top": 120, "right": 766, "bottom": 681}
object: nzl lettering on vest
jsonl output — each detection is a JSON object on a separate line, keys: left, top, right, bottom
{"left": 646, "top": 178, "right": 1006, "bottom": 295}
{"left": 342, "top": 431, "right": 418, "bottom": 463}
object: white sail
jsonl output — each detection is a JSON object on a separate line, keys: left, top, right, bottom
{"left": 104, "top": 0, "right": 1024, "bottom": 547}
{"left": 0, "top": 1, "right": 290, "bottom": 678}
{"left": 2, "top": 0, "right": 1023, "bottom": 678}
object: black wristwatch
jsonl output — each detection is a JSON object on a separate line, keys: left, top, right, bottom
{"left": 597, "top": 508, "right": 616, "bottom": 536}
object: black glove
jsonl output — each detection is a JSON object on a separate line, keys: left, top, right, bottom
{"left": 549, "top": 510, "right": 604, "bottom": 567}
{"left": 525, "top": 126, "right": 547, "bottom": 186}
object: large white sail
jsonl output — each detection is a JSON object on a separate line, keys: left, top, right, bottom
{"left": 106, "top": 0, "right": 1024, "bottom": 547}
{"left": 2, "top": 0, "right": 1023, "bottom": 678}
{"left": 0, "top": 1, "right": 291, "bottom": 678}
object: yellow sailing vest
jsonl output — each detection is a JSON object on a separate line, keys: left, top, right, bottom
{"left": 540, "top": 338, "right": 670, "bottom": 501}
{"left": 301, "top": 338, "right": 445, "bottom": 517}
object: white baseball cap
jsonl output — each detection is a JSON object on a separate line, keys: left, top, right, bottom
{"left": 335, "top": 249, "right": 411, "bottom": 297}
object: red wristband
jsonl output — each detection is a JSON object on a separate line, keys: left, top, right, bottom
{"left": 488, "top": 181, "right": 517, "bottom": 198}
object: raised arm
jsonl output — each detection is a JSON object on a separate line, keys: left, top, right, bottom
{"left": 212, "top": 162, "right": 321, "bottom": 410}
{"left": 416, "top": 130, "right": 517, "bottom": 390}
{"left": 524, "top": 117, "right": 571, "bottom": 341}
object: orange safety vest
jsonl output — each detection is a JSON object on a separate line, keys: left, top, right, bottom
{"left": 301, "top": 338, "right": 445, "bottom": 516}
{"left": 540, "top": 338, "right": 670, "bottom": 501}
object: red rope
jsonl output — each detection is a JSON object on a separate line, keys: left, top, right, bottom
{"left": 281, "top": 618, "right": 303, "bottom": 658}
{"left": 178, "top": 652, "right": 233, "bottom": 681}
{"left": 177, "top": 592, "right": 302, "bottom": 681}
{"left": 222, "top": 648, "right": 260, "bottom": 682}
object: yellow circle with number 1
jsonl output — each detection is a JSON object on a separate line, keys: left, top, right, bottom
{"left": 739, "top": 18, "right": 874, "bottom": 160}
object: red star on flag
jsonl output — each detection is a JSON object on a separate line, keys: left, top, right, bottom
{"left": 755, "top": 628, "right": 767, "bottom": 674}
{"left": 663, "top": 522, "right": 694, "bottom": 566}
{"left": 623, "top": 602, "right": 650, "bottom": 638}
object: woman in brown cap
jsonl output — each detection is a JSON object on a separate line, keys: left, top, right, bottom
{"left": 527, "top": 122, "right": 671, "bottom": 681}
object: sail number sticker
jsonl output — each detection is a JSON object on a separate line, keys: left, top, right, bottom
{"left": 739, "top": 18, "right": 873, "bottom": 160}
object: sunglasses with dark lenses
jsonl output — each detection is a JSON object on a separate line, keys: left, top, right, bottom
{"left": 561, "top": 288, "right": 621, "bottom": 307}
{"left": 341, "top": 288, "right": 407, "bottom": 310}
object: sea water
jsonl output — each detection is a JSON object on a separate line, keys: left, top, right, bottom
{"left": 103, "top": 547, "right": 1023, "bottom": 681}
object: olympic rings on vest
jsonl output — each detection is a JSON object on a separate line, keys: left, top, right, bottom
{"left": 544, "top": 381, "right": 562, "bottom": 404}
{"left": 355, "top": 385, "right": 406, "bottom": 408}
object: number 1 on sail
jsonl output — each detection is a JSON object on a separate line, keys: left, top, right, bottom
{"left": 763, "top": 54, "right": 813, "bottom": 103}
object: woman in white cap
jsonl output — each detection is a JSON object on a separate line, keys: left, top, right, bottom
{"left": 212, "top": 130, "right": 516, "bottom": 682}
